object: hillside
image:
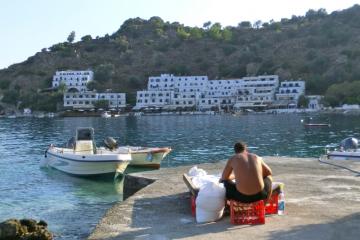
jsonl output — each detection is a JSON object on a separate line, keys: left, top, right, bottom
{"left": 1, "top": 5, "right": 360, "bottom": 111}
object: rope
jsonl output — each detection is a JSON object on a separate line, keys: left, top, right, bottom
{"left": 318, "top": 155, "right": 360, "bottom": 176}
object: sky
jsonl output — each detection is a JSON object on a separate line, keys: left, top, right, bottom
{"left": 0, "top": 0, "right": 359, "bottom": 69}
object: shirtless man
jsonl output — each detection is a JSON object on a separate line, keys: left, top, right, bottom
{"left": 220, "top": 141, "right": 273, "bottom": 203}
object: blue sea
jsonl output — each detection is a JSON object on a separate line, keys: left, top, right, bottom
{"left": 0, "top": 113, "right": 359, "bottom": 239}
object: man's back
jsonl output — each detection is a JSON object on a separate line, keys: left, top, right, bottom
{"left": 231, "top": 153, "right": 264, "bottom": 195}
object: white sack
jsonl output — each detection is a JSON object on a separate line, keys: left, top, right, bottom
{"left": 195, "top": 181, "right": 226, "bottom": 223}
{"left": 188, "top": 165, "right": 207, "bottom": 177}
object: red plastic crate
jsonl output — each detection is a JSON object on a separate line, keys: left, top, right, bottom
{"left": 190, "top": 195, "right": 196, "bottom": 217}
{"left": 265, "top": 193, "right": 279, "bottom": 215}
{"left": 230, "top": 200, "right": 265, "bottom": 225}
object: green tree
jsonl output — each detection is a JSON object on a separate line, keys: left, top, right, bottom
{"left": 203, "top": 21, "right": 212, "bottom": 29}
{"left": 81, "top": 35, "right": 92, "bottom": 42}
{"left": 113, "top": 35, "right": 129, "bottom": 51}
{"left": 222, "top": 27, "right": 233, "bottom": 42}
{"left": 94, "top": 63, "right": 115, "bottom": 83}
{"left": 297, "top": 95, "right": 309, "bottom": 108}
{"left": 189, "top": 27, "right": 203, "bottom": 40}
{"left": 253, "top": 20, "right": 262, "bottom": 29}
{"left": 238, "top": 21, "right": 251, "bottom": 28}
{"left": 209, "top": 23, "right": 222, "bottom": 40}
{"left": 176, "top": 27, "right": 190, "bottom": 40}
{"left": 67, "top": 31, "right": 75, "bottom": 43}
{"left": 57, "top": 82, "right": 67, "bottom": 94}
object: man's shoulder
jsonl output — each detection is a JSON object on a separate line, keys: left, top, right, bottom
{"left": 248, "top": 153, "right": 262, "bottom": 161}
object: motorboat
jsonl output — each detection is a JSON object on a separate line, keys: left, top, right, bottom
{"left": 304, "top": 123, "right": 331, "bottom": 127}
{"left": 101, "top": 111, "right": 111, "bottom": 118}
{"left": 103, "top": 137, "right": 172, "bottom": 169}
{"left": 301, "top": 118, "right": 330, "bottom": 127}
{"left": 325, "top": 137, "right": 360, "bottom": 160}
{"left": 42, "top": 128, "right": 132, "bottom": 176}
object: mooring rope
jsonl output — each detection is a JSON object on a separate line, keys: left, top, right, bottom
{"left": 318, "top": 155, "right": 360, "bottom": 176}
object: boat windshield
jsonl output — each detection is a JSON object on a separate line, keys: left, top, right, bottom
{"left": 77, "top": 128, "right": 94, "bottom": 141}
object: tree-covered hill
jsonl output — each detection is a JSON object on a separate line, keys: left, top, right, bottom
{"left": 1, "top": 5, "right": 360, "bottom": 111}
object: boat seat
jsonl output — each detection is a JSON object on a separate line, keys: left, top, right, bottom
{"left": 75, "top": 140, "right": 94, "bottom": 154}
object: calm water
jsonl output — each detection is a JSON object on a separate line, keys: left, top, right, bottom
{"left": 0, "top": 113, "right": 359, "bottom": 239}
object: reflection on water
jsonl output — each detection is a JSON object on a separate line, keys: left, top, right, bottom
{"left": 0, "top": 113, "right": 359, "bottom": 239}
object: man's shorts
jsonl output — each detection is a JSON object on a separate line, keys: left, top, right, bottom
{"left": 222, "top": 176, "right": 272, "bottom": 203}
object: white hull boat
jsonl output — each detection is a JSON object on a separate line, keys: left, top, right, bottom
{"left": 325, "top": 137, "right": 360, "bottom": 161}
{"left": 326, "top": 150, "right": 360, "bottom": 161}
{"left": 42, "top": 128, "right": 132, "bottom": 176}
{"left": 117, "top": 146, "right": 171, "bottom": 169}
{"left": 101, "top": 111, "right": 111, "bottom": 118}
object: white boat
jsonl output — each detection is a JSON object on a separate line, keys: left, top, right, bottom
{"left": 117, "top": 146, "right": 171, "bottom": 169}
{"left": 325, "top": 137, "right": 360, "bottom": 160}
{"left": 103, "top": 137, "right": 171, "bottom": 169}
{"left": 42, "top": 128, "right": 132, "bottom": 176}
{"left": 101, "top": 111, "right": 111, "bottom": 118}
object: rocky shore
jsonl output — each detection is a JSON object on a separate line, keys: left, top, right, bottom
{"left": 0, "top": 219, "right": 52, "bottom": 240}
{"left": 89, "top": 157, "right": 360, "bottom": 240}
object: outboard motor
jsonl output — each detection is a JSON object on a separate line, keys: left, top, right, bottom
{"left": 66, "top": 136, "right": 76, "bottom": 148}
{"left": 104, "top": 137, "right": 118, "bottom": 150}
{"left": 340, "top": 137, "right": 358, "bottom": 150}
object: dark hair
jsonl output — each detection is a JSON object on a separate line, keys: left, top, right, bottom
{"left": 234, "top": 141, "right": 246, "bottom": 153}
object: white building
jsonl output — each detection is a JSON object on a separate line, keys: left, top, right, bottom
{"left": 64, "top": 92, "right": 126, "bottom": 109}
{"left": 53, "top": 70, "right": 127, "bottom": 110}
{"left": 274, "top": 80, "right": 305, "bottom": 108}
{"left": 135, "top": 74, "right": 280, "bottom": 110}
{"left": 307, "top": 95, "right": 323, "bottom": 110}
{"left": 52, "top": 70, "right": 94, "bottom": 92}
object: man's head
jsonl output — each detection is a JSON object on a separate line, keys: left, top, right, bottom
{"left": 234, "top": 141, "right": 247, "bottom": 154}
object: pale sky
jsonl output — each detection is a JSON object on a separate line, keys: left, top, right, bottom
{"left": 0, "top": 0, "right": 359, "bottom": 69}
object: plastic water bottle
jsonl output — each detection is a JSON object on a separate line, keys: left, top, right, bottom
{"left": 278, "top": 191, "right": 285, "bottom": 215}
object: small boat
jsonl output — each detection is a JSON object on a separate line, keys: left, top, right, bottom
{"left": 301, "top": 118, "right": 330, "bottom": 127}
{"left": 101, "top": 111, "right": 111, "bottom": 118}
{"left": 103, "top": 137, "right": 171, "bottom": 169}
{"left": 304, "top": 123, "right": 331, "bottom": 127}
{"left": 42, "top": 128, "right": 132, "bottom": 176}
{"left": 325, "top": 137, "right": 360, "bottom": 160}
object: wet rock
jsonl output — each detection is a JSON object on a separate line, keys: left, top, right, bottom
{"left": 0, "top": 219, "right": 52, "bottom": 240}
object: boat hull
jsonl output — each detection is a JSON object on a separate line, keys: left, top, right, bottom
{"left": 117, "top": 147, "right": 171, "bottom": 169}
{"left": 327, "top": 151, "right": 360, "bottom": 161}
{"left": 304, "top": 123, "right": 330, "bottom": 127}
{"left": 43, "top": 147, "right": 131, "bottom": 175}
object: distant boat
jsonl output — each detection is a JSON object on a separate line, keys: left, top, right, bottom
{"left": 101, "top": 111, "right": 111, "bottom": 118}
{"left": 301, "top": 118, "right": 330, "bottom": 127}
{"left": 304, "top": 123, "right": 331, "bottom": 127}
{"left": 42, "top": 128, "right": 132, "bottom": 176}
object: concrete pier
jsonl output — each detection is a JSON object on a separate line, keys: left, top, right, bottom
{"left": 89, "top": 157, "right": 360, "bottom": 240}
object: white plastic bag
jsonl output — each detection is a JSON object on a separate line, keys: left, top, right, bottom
{"left": 188, "top": 165, "right": 207, "bottom": 177}
{"left": 196, "top": 181, "right": 226, "bottom": 223}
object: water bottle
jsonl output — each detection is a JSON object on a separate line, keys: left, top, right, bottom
{"left": 278, "top": 191, "right": 285, "bottom": 215}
